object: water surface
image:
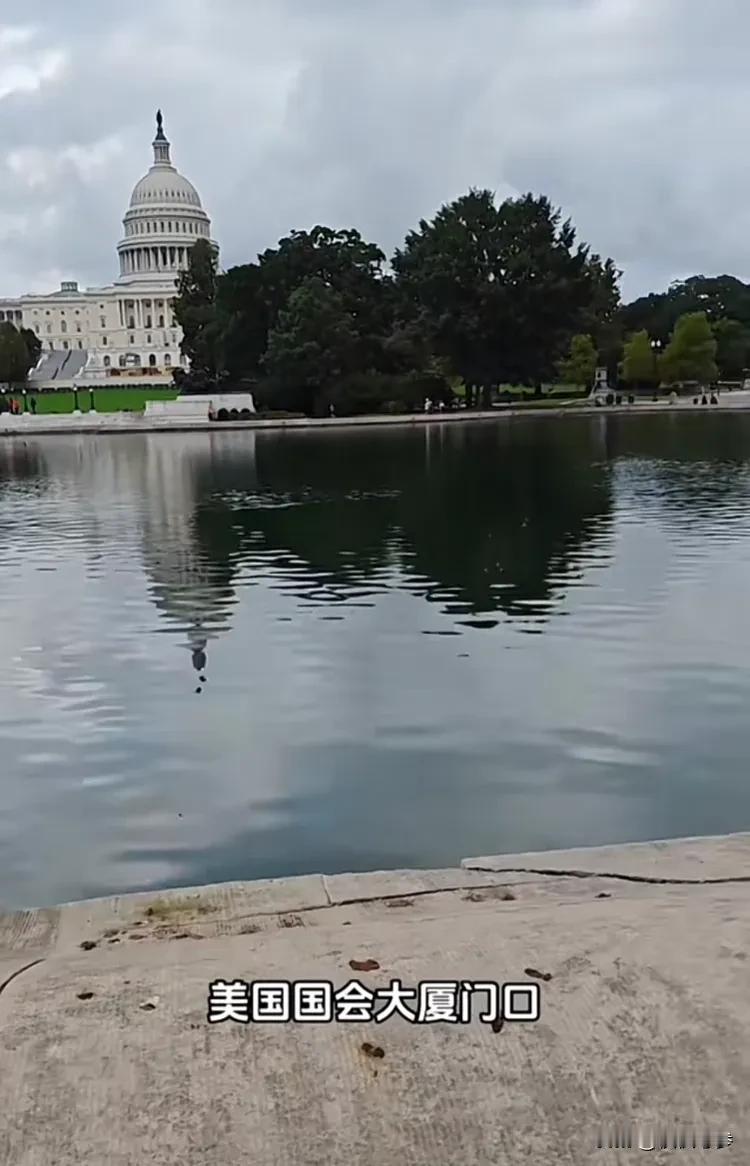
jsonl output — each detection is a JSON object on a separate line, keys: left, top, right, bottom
{"left": 1, "top": 414, "right": 750, "bottom": 908}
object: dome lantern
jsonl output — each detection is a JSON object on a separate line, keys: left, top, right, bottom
{"left": 153, "top": 109, "right": 171, "bottom": 166}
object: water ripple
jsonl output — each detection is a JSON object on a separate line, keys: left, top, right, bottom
{"left": 2, "top": 419, "right": 750, "bottom": 907}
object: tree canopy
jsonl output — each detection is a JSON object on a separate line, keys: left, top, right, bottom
{"left": 174, "top": 238, "right": 220, "bottom": 380}
{"left": 392, "top": 189, "right": 619, "bottom": 396}
{"left": 263, "top": 277, "right": 362, "bottom": 415}
{"left": 0, "top": 323, "right": 36, "bottom": 384}
{"left": 619, "top": 275, "right": 750, "bottom": 344}
{"left": 172, "top": 186, "right": 620, "bottom": 413}
{"left": 218, "top": 226, "right": 390, "bottom": 382}
{"left": 659, "top": 312, "right": 718, "bottom": 386}
{"left": 711, "top": 317, "right": 750, "bottom": 380}
{"left": 557, "top": 334, "right": 597, "bottom": 390}
{"left": 621, "top": 330, "right": 658, "bottom": 388}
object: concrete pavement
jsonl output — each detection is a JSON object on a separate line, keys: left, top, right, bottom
{"left": 2, "top": 395, "right": 750, "bottom": 438}
{"left": 1, "top": 834, "right": 748, "bottom": 1163}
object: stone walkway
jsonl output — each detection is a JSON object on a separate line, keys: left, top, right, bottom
{"left": 1, "top": 834, "right": 748, "bottom": 1163}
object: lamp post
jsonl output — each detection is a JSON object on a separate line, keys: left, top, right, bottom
{"left": 650, "top": 339, "right": 663, "bottom": 395}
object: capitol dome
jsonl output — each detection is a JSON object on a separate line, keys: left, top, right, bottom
{"left": 116, "top": 111, "right": 217, "bottom": 284}
{"left": 129, "top": 169, "right": 202, "bottom": 209}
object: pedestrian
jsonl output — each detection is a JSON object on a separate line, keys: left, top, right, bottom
{"left": 29, "top": 396, "right": 37, "bottom": 415}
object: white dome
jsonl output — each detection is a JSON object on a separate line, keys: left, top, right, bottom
{"left": 115, "top": 112, "right": 217, "bottom": 285}
{"left": 129, "top": 167, "right": 203, "bottom": 209}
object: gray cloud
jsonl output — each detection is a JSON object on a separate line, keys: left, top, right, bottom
{"left": 1, "top": 0, "right": 750, "bottom": 299}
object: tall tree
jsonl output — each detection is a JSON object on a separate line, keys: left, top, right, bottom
{"left": 262, "top": 277, "right": 361, "bottom": 414}
{"left": 711, "top": 317, "right": 750, "bottom": 380}
{"left": 557, "top": 334, "right": 597, "bottom": 390}
{"left": 215, "top": 263, "right": 271, "bottom": 382}
{"left": 173, "top": 238, "right": 220, "bottom": 380}
{"left": 217, "top": 226, "right": 390, "bottom": 381}
{"left": 619, "top": 274, "right": 750, "bottom": 341}
{"left": 20, "top": 328, "right": 41, "bottom": 372}
{"left": 621, "top": 330, "right": 657, "bottom": 388}
{"left": 0, "top": 323, "right": 32, "bottom": 383}
{"left": 392, "top": 189, "right": 619, "bottom": 402}
{"left": 660, "top": 312, "right": 718, "bottom": 386}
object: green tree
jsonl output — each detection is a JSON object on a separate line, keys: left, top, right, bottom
{"left": 20, "top": 327, "right": 41, "bottom": 372}
{"left": 217, "top": 226, "right": 390, "bottom": 381}
{"left": 621, "top": 330, "right": 657, "bottom": 388}
{"left": 556, "top": 334, "right": 597, "bottom": 390}
{"left": 262, "top": 277, "right": 361, "bottom": 414}
{"left": 215, "top": 262, "right": 270, "bottom": 383}
{"left": 619, "top": 274, "right": 750, "bottom": 340}
{"left": 0, "top": 323, "right": 32, "bottom": 383}
{"left": 392, "top": 189, "right": 619, "bottom": 404}
{"left": 711, "top": 317, "right": 750, "bottom": 380}
{"left": 660, "top": 312, "right": 718, "bottom": 386}
{"left": 174, "top": 238, "right": 220, "bottom": 380}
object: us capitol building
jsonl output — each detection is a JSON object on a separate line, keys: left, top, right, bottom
{"left": 0, "top": 112, "right": 218, "bottom": 388}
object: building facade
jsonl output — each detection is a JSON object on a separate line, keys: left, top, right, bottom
{"left": 0, "top": 112, "right": 217, "bottom": 388}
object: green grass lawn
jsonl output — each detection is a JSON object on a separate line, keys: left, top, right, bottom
{"left": 8, "top": 382, "right": 586, "bottom": 418}
{"left": 27, "top": 388, "right": 179, "bottom": 415}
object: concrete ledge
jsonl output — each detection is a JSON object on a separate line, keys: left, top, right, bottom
{"left": 461, "top": 830, "right": 750, "bottom": 881}
{"left": 4, "top": 835, "right": 750, "bottom": 961}
{"left": 322, "top": 866, "right": 539, "bottom": 905}
{"left": 4, "top": 399, "right": 750, "bottom": 438}
{"left": 2, "top": 837, "right": 749, "bottom": 1163}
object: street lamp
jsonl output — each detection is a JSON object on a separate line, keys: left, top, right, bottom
{"left": 650, "top": 339, "right": 663, "bottom": 395}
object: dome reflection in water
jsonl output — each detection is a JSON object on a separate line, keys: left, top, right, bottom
{"left": 0, "top": 413, "right": 749, "bottom": 908}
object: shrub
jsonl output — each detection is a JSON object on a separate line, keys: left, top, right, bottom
{"left": 325, "top": 372, "right": 402, "bottom": 417}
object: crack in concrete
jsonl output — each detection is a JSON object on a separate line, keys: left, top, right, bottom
{"left": 104, "top": 880, "right": 525, "bottom": 936}
{"left": 0, "top": 958, "right": 44, "bottom": 997}
{"left": 463, "top": 866, "right": 750, "bottom": 886}
{"left": 328, "top": 882, "right": 512, "bottom": 907}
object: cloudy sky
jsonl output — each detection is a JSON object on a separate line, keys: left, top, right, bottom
{"left": 0, "top": 0, "right": 747, "bottom": 302}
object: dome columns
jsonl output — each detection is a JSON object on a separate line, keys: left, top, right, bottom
{"left": 118, "top": 243, "right": 192, "bottom": 279}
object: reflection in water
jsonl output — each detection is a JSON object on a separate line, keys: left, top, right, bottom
{"left": 1, "top": 414, "right": 750, "bottom": 907}
{"left": 188, "top": 418, "right": 615, "bottom": 627}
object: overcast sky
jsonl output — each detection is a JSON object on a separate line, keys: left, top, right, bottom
{"left": 0, "top": 0, "right": 748, "bottom": 302}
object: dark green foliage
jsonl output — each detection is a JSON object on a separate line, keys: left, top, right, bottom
{"left": 20, "top": 328, "right": 41, "bottom": 371}
{"left": 173, "top": 189, "right": 619, "bottom": 414}
{"left": 263, "top": 278, "right": 362, "bottom": 415}
{"left": 218, "top": 226, "right": 389, "bottom": 383}
{"left": 622, "top": 330, "right": 658, "bottom": 388}
{"left": 174, "top": 238, "right": 220, "bottom": 379}
{"left": 392, "top": 189, "right": 619, "bottom": 390}
{"left": 619, "top": 275, "right": 750, "bottom": 344}
{"left": 0, "top": 323, "right": 33, "bottom": 384}
{"left": 659, "top": 312, "right": 718, "bottom": 386}
{"left": 557, "top": 334, "right": 597, "bottom": 389}
{"left": 711, "top": 318, "right": 750, "bottom": 380}
{"left": 324, "top": 370, "right": 450, "bottom": 417}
